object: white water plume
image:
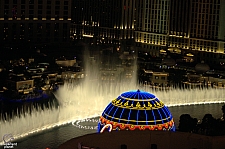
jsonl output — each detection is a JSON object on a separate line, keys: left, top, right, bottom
{"left": 1, "top": 49, "right": 225, "bottom": 145}
{"left": 1, "top": 81, "right": 225, "bottom": 145}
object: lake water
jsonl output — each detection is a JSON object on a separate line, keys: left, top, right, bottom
{"left": 9, "top": 103, "right": 224, "bottom": 149}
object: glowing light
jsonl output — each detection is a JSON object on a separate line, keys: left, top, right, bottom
{"left": 83, "top": 34, "right": 93, "bottom": 38}
{"left": 72, "top": 118, "right": 99, "bottom": 130}
{"left": 186, "top": 53, "right": 194, "bottom": 57}
{"left": 98, "top": 90, "right": 176, "bottom": 132}
{"left": 100, "top": 124, "right": 112, "bottom": 133}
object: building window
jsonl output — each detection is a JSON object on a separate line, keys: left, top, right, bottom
{"left": 29, "top": 0, "right": 34, "bottom": 4}
{"left": 38, "top": 5, "right": 42, "bottom": 9}
{"left": 29, "top": 5, "right": 34, "bottom": 9}
{"left": 38, "top": 0, "right": 43, "bottom": 4}
{"left": 29, "top": 10, "right": 34, "bottom": 14}
{"left": 55, "top": 1, "right": 60, "bottom": 5}
{"left": 47, "top": 11, "right": 51, "bottom": 15}
{"left": 55, "top": 6, "right": 60, "bottom": 10}
{"left": 21, "top": 0, "right": 25, "bottom": 4}
{"left": 64, "top": 1, "right": 68, "bottom": 5}
{"left": 64, "top": 11, "right": 68, "bottom": 15}
{"left": 29, "top": 15, "right": 33, "bottom": 20}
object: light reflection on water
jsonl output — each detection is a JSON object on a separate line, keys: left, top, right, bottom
{"left": 1, "top": 81, "right": 225, "bottom": 146}
{"left": 14, "top": 103, "right": 224, "bottom": 149}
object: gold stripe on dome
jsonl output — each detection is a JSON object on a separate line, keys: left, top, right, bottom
{"left": 103, "top": 113, "right": 171, "bottom": 123}
{"left": 120, "top": 95, "right": 157, "bottom": 101}
{"left": 111, "top": 98, "right": 164, "bottom": 110}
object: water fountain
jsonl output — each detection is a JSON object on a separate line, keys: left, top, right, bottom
{"left": 1, "top": 80, "right": 225, "bottom": 145}
{"left": 0, "top": 49, "right": 225, "bottom": 145}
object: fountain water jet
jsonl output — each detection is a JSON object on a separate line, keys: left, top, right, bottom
{"left": 1, "top": 48, "right": 225, "bottom": 145}
{"left": 1, "top": 80, "right": 225, "bottom": 145}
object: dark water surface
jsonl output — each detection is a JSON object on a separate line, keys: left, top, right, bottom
{"left": 6, "top": 103, "right": 224, "bottom": 149}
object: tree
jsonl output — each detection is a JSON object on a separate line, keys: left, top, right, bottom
{"left": 178, "top": 114, "right": 197, "bottom": 132}
{"left": 200, "top": 114, "right": 216, "bottom": 136}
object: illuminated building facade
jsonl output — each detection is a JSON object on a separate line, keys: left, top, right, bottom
{"left": 98, "top": 90, "right": 175, "bottom": 133}
{"left": 1, "top": 0, "right": 224, "bottom": 64}
{"left": 135, "top": 0, "right": 225, "bottom": 64}
{"left": 0, "top": 0, "right": 71, "bottom": 45}
{"left": 135, "top": 0, "right": 170, "bottom": 57}
{"left": 70, "top": 0, "right": 135, "bottom": 47}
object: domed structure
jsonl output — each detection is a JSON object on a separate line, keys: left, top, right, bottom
{"left": 162, "top": 57, "right": 176, "bottom": 66}
{"left": 98, "top": 90, "right": 175, "bottom": 133}
{"left": 195, "top": 61, "right": 210, "bottom": 73}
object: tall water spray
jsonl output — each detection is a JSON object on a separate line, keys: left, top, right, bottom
{"left": 1, "top": 48, "right": 225, "bottom": 145}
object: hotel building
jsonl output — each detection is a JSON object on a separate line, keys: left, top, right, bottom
{"left": 0, "top": 0, "right": 71, "bottom": 45}
{"left": 135, "top": 0, "right": 170, "bottom": 56}
{"left": 1, "top": 0, "right": 225, "bottom": 64}
{"left": 135, "top": 0, "right": 225, "bottom": 64}
{"left": 70, "top": 0, "right": 136, "bottom": 49}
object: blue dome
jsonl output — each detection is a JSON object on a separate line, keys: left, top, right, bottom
{"left": 98, "top": 90, "right": 175, "bottom": 132}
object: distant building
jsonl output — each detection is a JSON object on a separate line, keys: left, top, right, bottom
{"left": 0, "top": 0, "right": 72, "bottom": 45}
{"left": 1, "top": 0, "right": 225, "bottom": 66}
{"left": 135, "top": 0, "right": 225, "bottom": 64}
{"left": 151, "top": 72, "right": 169, "bottom": 87}
{"left": 6, "top": 74, "right": 34, "bottom": 94}
{"left": 135, "top": 0, "right": 170, "bottom": 57}
{"left": 71, "top": 0, "right": 225, "bottom": 64}
{"left": 141, "top": 69, "right": 169, "bottom": 87}
{"left": 170, "top": 0, "right": 225, "bottom": 64}
{"left": 185, "top": 73, "right": 225, "bottom": 88}
{"left": 56, "top": 59, "right": 76, "bottom": 67}
{"left": 61, "top": 71, "right": 85, "bottom": 82}
{"left": 70, "top": 0, "right": 135, "bottom": 49}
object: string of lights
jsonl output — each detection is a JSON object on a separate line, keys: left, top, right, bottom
{"left": 98, "top": 90, "right": 175, "bottom": 132}
{"left": 72, "top": 118, "right": 99, "bottom": 130}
